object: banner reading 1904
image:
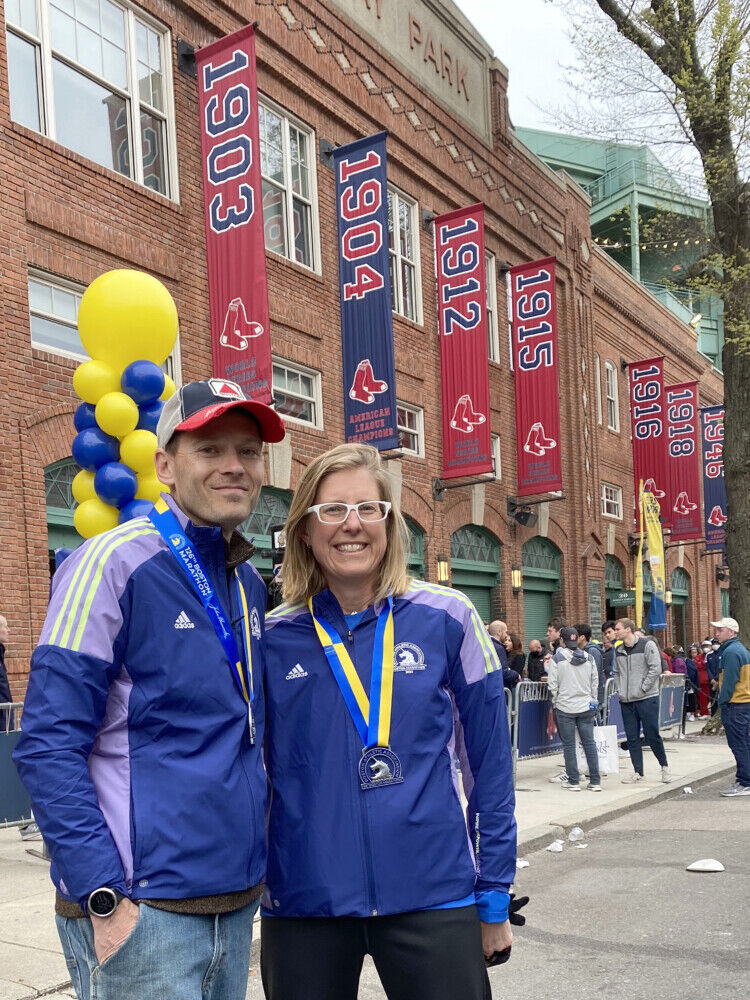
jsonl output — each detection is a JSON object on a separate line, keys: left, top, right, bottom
{"left": 196, "top": 26, "right": 272, "bottom": 403}
{"left": 333, "top": 132, "right": 399, "bottom": 451}
{"left": 435, "top": 204, "right": 492, "bottom": 479}
{"left": 701, "top": 404, "right": 727, "bottom": 552}
{"left": 628, "top": 357, "right": 668, "bottom": 525}
{"left": 510, "top": 257, "right": 562, "bottom": 497}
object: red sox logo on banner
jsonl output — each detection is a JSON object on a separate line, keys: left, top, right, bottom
{"left": 628, "top": 357, "right": 668, "bottom": 524}
{"left": 665, "top": 383, "right": 702, "bottom": 540}
{"left": 701, "top": 405, "right": 726, "bottom": 550}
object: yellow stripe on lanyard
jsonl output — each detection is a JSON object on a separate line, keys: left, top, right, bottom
{"left": 234, "top": 571, "right": 253, "bottom": 703}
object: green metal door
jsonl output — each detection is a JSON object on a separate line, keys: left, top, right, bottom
{"left": 523, "top": 589, "right": 553, "bottom": 645}
{"left": 453, "top": 584, "right": 492, "bottom": 622}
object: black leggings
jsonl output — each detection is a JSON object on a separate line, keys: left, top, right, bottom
{"left": 260, "top": 905, "right": 492, "bottom": 1000}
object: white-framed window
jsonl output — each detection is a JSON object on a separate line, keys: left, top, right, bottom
{"left": 595, "top": 352, "right": 602, "bottom": 425}
{"left": 5, "top": 0, "right": 178, "bottom": 198}
{"left": 486, "top": 252, "right": 500, "bottom": 363}
{"left": 605, "top": 360, "right": 620, "bottom": 431}
{"left": 491, "top": 433, "right": 502, "bottom": 480}
{"left": 272, "top": 357, "right": 322, "bottom": 428}
{"left": 601, "top": 482, "right": 623, "bottom": 519}
{"left": 387, "top": 186, "right": 421, "bottom": 323}
{"left": 259, "top": 97, "right": 319, "bottom": 272}
{"left": 396, "top": 401, "right": 424, "bottom": 457}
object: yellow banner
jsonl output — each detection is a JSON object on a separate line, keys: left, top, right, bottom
{"left": 635, "top": 482, "right": 645, "bottom": 629}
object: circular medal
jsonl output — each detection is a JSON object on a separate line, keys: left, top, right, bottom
{"left": 359, "top": 746, "right": 404, "bottom": 790}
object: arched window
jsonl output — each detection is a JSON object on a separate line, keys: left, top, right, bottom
{"left": 240, "top": 487, "right": 293, "bottom": 578}
{"left": 45, "top": 458, "right": 82, "bottom": 558}
{"left": 450, "top": 526, "right": 501, "bottom": 622}
{"left": 605, "top": 361, "right": 620, "bottom": 431}
{"left": 605, "top": 555, "right": 624, "bottom": 592}
{"left": 522, "top": 537, "right": 561, "bottom": 577}
{"left": 404, "top": 516, "right": 426, "bottom": 580}
{"left": 670, "top": 567, "right": 690, "bottom": 597}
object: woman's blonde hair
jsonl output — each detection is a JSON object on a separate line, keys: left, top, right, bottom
{"left": 281, "top": 443, "right": 410, "bottom": 605}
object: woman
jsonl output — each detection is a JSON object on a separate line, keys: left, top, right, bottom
{"left": 547, "top": 627, "right": 601, "bottom": 791}
{"left": 505, "top": 632, "right": 526, "bottom": 677}
{"left": 262, "top": 444, "right": 516, "bottom": 1000}
{"left": 685, "top": 646, "right": 701, "bottom": 720}
{"left": 696, "top": 641, "right": 712, "bottom": 715}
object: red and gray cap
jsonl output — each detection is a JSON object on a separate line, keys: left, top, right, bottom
{"left": 156, "top": 379, "right": 286, "bottom": 448}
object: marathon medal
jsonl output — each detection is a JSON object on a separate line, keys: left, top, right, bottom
{"left": 308, "top": 596, "right": 403, "bottom": 790}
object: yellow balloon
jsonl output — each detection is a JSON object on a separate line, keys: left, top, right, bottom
{"left": 74, "top": 498, "right": 119, "bottom": 539}
{"left": 72, "top": 470, "right": 97, "bottom": 505}
{"left": 77, "top": 270, "right": 178, "bottom": 370}
{"left": 135, "top": 474, "right": 169, "bottom": 503}
{"left": 96, "top": 392, "right": 139, "bottom": 438}
{"left": 160, "top": 375, "right": 176, "bottom": 401}
{"left": 120, "top": 430, "right": 158, "bottom": 473}
{"left": 73, "top": 360, "right": 121, "bottom": 405}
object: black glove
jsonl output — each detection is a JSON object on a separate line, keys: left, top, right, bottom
{"left": 509, "top": 893, "right": 529, "bottom": 926}
{"left": 485, "top": 946, "right": 512, "bottom": 967}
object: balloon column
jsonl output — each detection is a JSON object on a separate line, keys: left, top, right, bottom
{"left": 70, "top": 270, "right": 178, "bottom": 539}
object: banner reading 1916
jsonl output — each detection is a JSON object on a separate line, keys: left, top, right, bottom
{"left": 196, "top": 26, "right": 272, "bottom": 403}
{"left": 510, "top": 257, "right": 562, "bottom": 497}
{"left": 628, "top": 357, "right": 668, "bottom": 525}
{"left": 435, "top": 204, "right": 492, "bottom": 479}
{"left": 701, "top": 404, "right": 727, "bottom": 552}
{"left": 665, "top": 382, "right": 702, "bottom": 541}
{"left": 333, "top": 132, "right": 399, "bottom": 450}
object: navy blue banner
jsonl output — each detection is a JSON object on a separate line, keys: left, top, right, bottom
{"left": 333, "top": 133, "right": 398, "bottom": 450}
{"left": 516, "top": 697, "right": 562, "bottom": 758}
{"left": 700, "top": 405, "right": 726, "bottom": 551}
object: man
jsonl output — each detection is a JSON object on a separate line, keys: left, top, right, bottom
{"left": 487, "top": 621, "right": 520, "bottom": 688}
{"left": 0, "top": 614, "right": 12, "bottom": 730}
{"left": 546, "top": 617, "right": 567, "bottom": 653}
{"left": 575, "top": 623, "right": 605, "bottom": 712}
{"left": 601, "top": 620, "right": 618, "bottom": 679}
{"left": 613, "top": 619, "right": 671, "bottom": 783}
{"left": 711, "top": 617, "right": 750, "bottom": 797}
{"left": 706, "top": 638, "right": 722, "bottom": 715}
{"left": 526, "top": 639, "right": 547, "bottom": 682}
{"left": 14, "top": 380, "right": 285, "bottom": 1000}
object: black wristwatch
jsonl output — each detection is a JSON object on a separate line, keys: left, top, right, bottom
{"left": 87, "top": 887, "right": 123, "bottom": 918}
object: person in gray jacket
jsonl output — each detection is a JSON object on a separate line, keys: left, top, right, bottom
{"left": 547, "top": 627, "right": 601, "bottom": 791}
{"left": 613, "top": 619, "right": 671, "bottom": 784}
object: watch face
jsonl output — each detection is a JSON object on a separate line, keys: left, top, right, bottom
{"left": 89, "top": 888, "right": 118, "bottom": 917}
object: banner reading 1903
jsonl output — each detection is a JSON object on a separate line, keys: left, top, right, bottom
{"left": 701, "top": 404, "right": 727, "bottom": 551}
{"left": 435, "top": 204, "right": 492, "bottom": 479}
{"left": 510, "top": 257, "right": 562, "bottom": 497}
{"left": 196, "top": 26, "right": 272, "bottom": 402}
{"left": 333, "top": 132, "right": 398, "bottom": 450}
{"left": 665, "top": 382, "right": 702, "bottom": 541}
{"left": 628, "top": 357, "right": 668, "bottom": 525}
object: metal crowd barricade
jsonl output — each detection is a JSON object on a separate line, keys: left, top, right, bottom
{"left": 511, "top": 681, "right": 562, "bottom": 783}
{"left": 658, "top": 673, "right": 686, "bottom": 732}
{"left": 1, "top": 703, "right": 32, "bottom": 828}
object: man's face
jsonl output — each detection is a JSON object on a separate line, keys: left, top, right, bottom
{"left": 713, "top": 626, "right": 736, "bottom": 645}
{"left": 614, "top": 621, "right": 630, "bottom": 642}
{"left": 529, "top": 640, "right": 541, "bottom": 654}
{"left": 602, "top": 626, "right": 616, "bottom": 643}
{"left": 577, "top": 635, "right": 587, "bottom": 649}
{"left": 547, "top": 624, "right": 560, "bottom": 642}
{"left": 155, "top": 411, "right": 264, "bottom": 537}
{"left": 0, "top": 616, "right": 8, "bottom": 645}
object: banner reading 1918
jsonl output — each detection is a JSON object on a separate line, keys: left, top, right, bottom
{"left": 435, "top": 204, "right": 492, "bottom": 479}
{"left": 701, "top": 404, "right": 727, "bottom": 551}
{"left": 333, "top": 132, "right": 398, "bottom": 451}
{"left": 196, "top": 26, "right": 272, "bottom": 403}
{"left": 510, "top": 257, "right": 562, "bottom": 497}
{"left": 665, "top": 382, "right": 702, "bottom": 541}
{"left": 628, "top": 357, "right": 668, "bottom": 525}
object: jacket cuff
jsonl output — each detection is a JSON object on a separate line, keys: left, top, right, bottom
{"left": 475, "top": 889, "right": 510, "bottom": 923}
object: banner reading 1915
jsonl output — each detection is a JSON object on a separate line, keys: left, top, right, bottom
{"left": 701, "top": 404, "right": 727, "bottom": 551}
{"left": 510, "top": 257, "right": 562, "bottom": 497}
{"left": 196, "top": 26, "right": 272, "bottom": 403}
{"left": 628, "top": 357, "right": 668, "bottom": 525}
{"left": 435, "top": 204, "right": 492, "bottom": 479}
{"left": 665, "top": 382, "right": 702, "bottom": 541}
{"left": 333, "top": 132, "right": 398, "bottom": 451}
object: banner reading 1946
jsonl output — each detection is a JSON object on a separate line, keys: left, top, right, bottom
{"left": 701, "top": 404, "right": 727, "bottom": 552}
{"left": 333, "top": 132, "right": 399, "bottom": 451}
{"left": 435, "top": 204, "right": 492, "bottom": 479}
{"left": 510, "top": 257, "right": 562, "bottom": 497}
{"left": 196, "top": 26, "right": 272, "bottom": 402}
{"left": 628, "top": 357, "right": 668, "bottom": 524}
{"left": 665, "top": 382, "right": 702, "bottom": 541}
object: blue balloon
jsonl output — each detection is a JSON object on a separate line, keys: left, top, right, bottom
{"left": 121, "top": 361, "right": 166, "bottom": 405}
{"left": 94, "top": 462, "right": 138, "bottom": 508}
{"left": 72, "top": 428, "right": 120, "bottom": 471}
{"left": 137, "top": 400, "right": 164, "bottom": 434}
{"left": 73, "top": 402, "right": 98, "bottom": 432}
{"left": 118, "top": 498, "right": 155, "bottom": 523}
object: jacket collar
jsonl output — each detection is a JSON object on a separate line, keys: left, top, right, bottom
{"left": 311, "top": 588, "right": 381, "bottom": 629}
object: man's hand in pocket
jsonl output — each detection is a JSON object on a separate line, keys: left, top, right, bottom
{"left": 91, "top": 898, "right": 140, "bottom": 965}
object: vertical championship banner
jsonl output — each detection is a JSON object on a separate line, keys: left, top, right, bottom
{"left": 333, "top": 132, "right": 399, "bottom": 450}
{"left": 701, "top": 405, "right": 727, "bottom": 551}
{"left": 628, "top": 357, "right": 669, "bottom": 525}
{"left": 509, "top": 257, "right": 562, "bottom": 496}
{"left": 196, "top": 26, "right": 272, "bottom": 402}
{"left": 665, "top": 382, "right": 702, "bottom": 541}
{"left": 435, "top": 204, "right": 492, "bottom": 478}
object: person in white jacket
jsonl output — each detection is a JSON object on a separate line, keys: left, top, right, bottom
{"left": 547, "top": 626, "right": 601, "bottom": 791}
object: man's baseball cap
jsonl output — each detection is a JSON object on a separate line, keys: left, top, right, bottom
{"left": 710, "top": 617, "right": 739, "bottom": 633}
{"left": 559, "top": 626, "right": 579, "bottom": 650}
{"left": 156, "top": 379, "right": 285, "bottom": 448}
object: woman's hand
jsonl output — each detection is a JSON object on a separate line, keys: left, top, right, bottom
{"left": 481, "top": 918, "right": 513, "bottom": 962}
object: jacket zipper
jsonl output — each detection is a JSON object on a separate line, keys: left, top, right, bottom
{"left": 348, "top": 626, "right": 379, "bottom": 915}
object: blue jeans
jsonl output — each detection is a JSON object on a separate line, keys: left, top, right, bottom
{"left": 721, "top": 702, "right": 750, "bottom": 787}
{"left": 555, "top": 709, "right": 600, "bottom": 785}
{"left": 56, "top": 899, "right": 259, "bottom": 1000}
{"left": 620, "top": 696, "right": 668, "bottom": 774}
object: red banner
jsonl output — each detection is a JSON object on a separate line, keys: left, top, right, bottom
{"left": 196, "top": 26, "right": 272, "bottom": 402}
{"left": 510, "top": 257, "right": 562, "bottom": 497}
{"left": 435, "top": 204, "right": 492, "bottom": 479}
{"left": 628, "top": 357, "right": 669, "bottom": 523}
{"left": 665, "top": 382, "right": 702, "bottom": 541}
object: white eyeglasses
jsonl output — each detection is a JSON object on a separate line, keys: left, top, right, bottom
{"left": 305, "top": 501, "right": 392, "bottom": 524}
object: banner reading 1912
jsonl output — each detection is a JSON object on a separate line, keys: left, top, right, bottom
{"left": 510, "top": 257, "right": 562, "bottom": 497}
{"left": 628, "top": 357, "right": 668, "bottom": 525}
{"left": 435, "top": 204, "right": 492, "bottom": 479}
{"left": 333, "top": 132, "right": 399, "bottom": 451}
{"left": 701, "top": 404, "right": 727, "bottom": 551}
{"left": 665, "top": 382, "right": 702, "bottom": 541}
{"left": 196, "top": 26, "right": 272, "bottom": 403}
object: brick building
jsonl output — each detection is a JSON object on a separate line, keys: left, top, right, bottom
{"left": 0, "top": 0, "right": 726, "bottom": 700}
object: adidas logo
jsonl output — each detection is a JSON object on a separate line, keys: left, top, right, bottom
{"left": 174, "top": 611, "right": 195, "bottom": 630}
{"left": 285, "top": 664, "right": 308, "bottom": 680}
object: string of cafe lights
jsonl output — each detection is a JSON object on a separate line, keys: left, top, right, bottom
{"left": 593, "top": 235, "right": 709, "bottom": 251}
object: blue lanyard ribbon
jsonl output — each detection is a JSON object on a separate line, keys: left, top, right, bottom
{"left": 149, "top": 499, "right": 253, "bottom": 708}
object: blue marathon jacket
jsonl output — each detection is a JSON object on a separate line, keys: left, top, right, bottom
{"left": 263, "top": 583, "right": 517, "bottom": 920}
{"left": 13, "top": 495, "right": 267, "bottom": 909}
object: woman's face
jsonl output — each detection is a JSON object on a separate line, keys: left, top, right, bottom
{"left": 504, "top": 635, "right": 513, "bottom": 651}
{"left": 303, "top": 467, "right": 388, "bottom": 599}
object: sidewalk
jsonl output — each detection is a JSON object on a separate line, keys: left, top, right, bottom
{"left": 0, "top": 722, "right": 734, "bottom": 1000}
